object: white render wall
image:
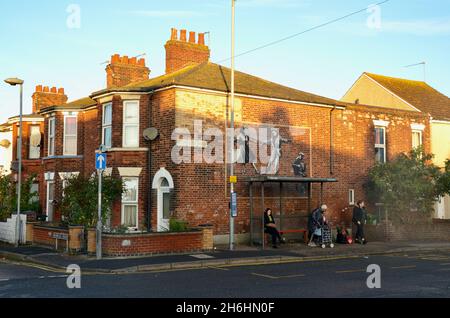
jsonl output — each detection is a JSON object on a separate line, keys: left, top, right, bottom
{"left": 0, "top": 129, "right": 12, "bottom": 175}
{"left": 0, "top": 215, "right": 27, "bottom": 244}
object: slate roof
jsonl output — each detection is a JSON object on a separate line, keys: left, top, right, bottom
{"left": 365, "top": 72, "right": 450, "bottom": 121}
{"left": 93, "top": 62, "right": 347, "bottom": 107}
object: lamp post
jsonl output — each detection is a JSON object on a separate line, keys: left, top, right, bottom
{"left": 4, "top": 77, "right": 24, "bottom": 247}
{"left": 229, "top": 0, "right": 236, "bottom": 251}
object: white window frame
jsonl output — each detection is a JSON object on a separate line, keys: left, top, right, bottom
{"left": 48, "top": 117, "right": 56, "bottom": 156}
{"left": 46, "top": 181, "right": 55, "bottom": 222}
{"left": 63, "top": 114, "right": 78, "bottom": 156}
{"left": 121, "top": 177, "right": 139, "bottom": 230}
{"left": 374, "top": 126, "right": 386, "bottom": 163}
{"left": 102, "top": 103, "right": 112, "bottom": 149}
{"left": 349, "top": 189, "right": 355, "bottom": 206}
{"left": 412, "top": 130, "right": 423, "bottom": 149}
{"left": 122, "top": 100, "right": 140, "bottom": 148}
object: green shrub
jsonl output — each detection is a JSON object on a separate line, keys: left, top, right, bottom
{"left": 169, "top": 219, "right": 188, "bottom": 232}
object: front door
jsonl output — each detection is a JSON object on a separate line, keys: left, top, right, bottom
{"left": 46, "top": 181, "right": 55, "bottom": 222}
{"left": 157, "top": 185, "right": 171, "bottom": 232}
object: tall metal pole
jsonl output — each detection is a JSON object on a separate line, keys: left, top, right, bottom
{"left": 96, "top": 169, "right": 103, "bottom": 259}
{"left": 15, "top": 83, "right": 23, "bottom": 247}
{"left": 229, "top": 0, "right": 236, "bottom": 251}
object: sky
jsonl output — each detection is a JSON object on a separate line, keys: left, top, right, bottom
{"left": 0, "top": 0, "right": 449, "bottom": 121}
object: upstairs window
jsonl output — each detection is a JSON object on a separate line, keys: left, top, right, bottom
{"left": 48, "top": 117, "right": 56, "bottom": 156}
{"left": 63, "top": 115, "right": 77, "bottom": 155}
{"left": 29, "top": 126, "right": 41, "bottom": 159}
{"left": 102, "top": 103, "right": 112, "bottom": 148}
{"left": 123, "top": 101, "right": 139, "bottom": 148}
{"left": 375, "top": 126, "right": 386, "bottom": 163}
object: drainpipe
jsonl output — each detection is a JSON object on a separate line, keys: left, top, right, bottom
{"left": 330, "top": 106, "right": 336, "bottom": 175}
{"left": 147, "top": 140, "right": 152, "bottom": 232}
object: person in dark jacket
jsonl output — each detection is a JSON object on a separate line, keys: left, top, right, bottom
{"left": 352, "top": 200, "right": 367, "bottom": 244}
{"left": 308, "top": 204, "right": 328, "bottom": 247}
{"left": 264, "top": 208, "right": 285, "bottom": 248}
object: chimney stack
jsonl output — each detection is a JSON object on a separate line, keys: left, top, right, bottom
{"left": 165, "top": 28, "right": 210, "bottom": 74}
{"left": 32, "top": 85, "right": 68, "bottom": 113}
{"left": 106, "top": 54, "right": 150, "bottom": 88}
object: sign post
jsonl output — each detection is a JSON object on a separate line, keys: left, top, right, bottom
{"left": 95, "top": 152, "right": 106, "bottom": 260}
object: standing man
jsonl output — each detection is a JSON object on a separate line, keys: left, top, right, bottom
{"left": 353, "top": 200, "right": 368, "bottom": 244}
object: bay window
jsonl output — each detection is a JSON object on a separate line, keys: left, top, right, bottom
{"left": 48, "top": 117, "right": 55, "bottom": 156}
{"left": 29, "top": 126, "right": 41, "bottom": 159}
{"left": 102, "top": 103, "right": 112, "bottom": 148}
{"left": 122, "top": 177, "right": 139, "bottom": 229}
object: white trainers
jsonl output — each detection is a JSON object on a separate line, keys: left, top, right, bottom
{"left": 308, "top": 242, "right": 317, "bottom": 247}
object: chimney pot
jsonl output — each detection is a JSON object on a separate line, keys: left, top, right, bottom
{"left": 36, "top": 85, "right": 43, "bottom": 92}
{"left": 51, "top": 87, "right": 57, "bottom": 93}
{"left": 171, "top": 28, "right": 178, "bottom": 40}
{"left": 138, "top": 58, "right": 146, "bottom": 66}
{"left": 180, "top": 29, "right": 187, "bottom": 42}
{"left": 111, "top": 54, "right": 121, "bottom": 63}
{"left": 58, "top": 88, "right": 65, "bottom": 94}
{"left": 130, "top": 57, "right": 137, "bottom": 65}
{"left": 43, "top": 86, "right": 50, "bottom": 92}
{"left": 198, "top": 33, "right": 205, "bottom": 45}
{"left": 121, "top": 55, "right": 129, "bottom": 64}
{"left": 189, "top": 31, "right": 196, "bottom": 43}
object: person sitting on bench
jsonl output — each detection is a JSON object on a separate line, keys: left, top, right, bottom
{"left": 264, "top": 208, "right": 285, "bottom": 248}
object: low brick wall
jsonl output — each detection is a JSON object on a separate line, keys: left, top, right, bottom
{"left": 99, "top": 229, "right": 209, "bottom": 257}
{"left": 33, "top": 225, "right": 69, "bottom": 251}
{"left": 365, "top": 219, "right": 450, "bottom": 242}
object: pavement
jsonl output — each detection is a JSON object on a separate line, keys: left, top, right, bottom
{"left": 2, "top": 240, "right": 450, "bottom": 274}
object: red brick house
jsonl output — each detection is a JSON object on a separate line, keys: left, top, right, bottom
{"left": 6, "top": 28, "right": 430, "bottom": 245}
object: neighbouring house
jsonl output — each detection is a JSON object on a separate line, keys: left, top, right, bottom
{"left": 3, "top": 28, "right": 432, "bottom": 248}
{"left": 0, "top": 122, "right": 12, "bottom": 175}
{"left": 342, "top": 72, "right": 450, "bottom": 219}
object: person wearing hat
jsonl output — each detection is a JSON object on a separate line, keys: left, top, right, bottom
{"left": 292, "top": 152, "right": 307, "bottom": 177}
{"left": 308, "top": 204, "right": 328, "bottom": 247}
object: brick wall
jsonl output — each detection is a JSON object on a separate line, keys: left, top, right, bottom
{"left": 101, "top": 230, "right": 204, "bottom": 257}
{"left": 366, "top": 219, "right": 450, "bottom": 242}
{"left": 165, "top": 89, "right": 430, "bottom": 236}
{"left": 33, "top": 225, "right": 69, "bottom": 250}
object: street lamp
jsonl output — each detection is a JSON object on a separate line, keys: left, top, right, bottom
{"left": 4, "top": 77, "right": 24, "bottom": 247}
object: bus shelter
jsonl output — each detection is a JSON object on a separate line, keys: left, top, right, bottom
{"left": 245, "top": 176, "right": 337, "bottom": 249}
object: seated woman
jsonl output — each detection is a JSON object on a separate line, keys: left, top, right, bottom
{"left": 264, "top": 208, "right": 285, "bottom": 248}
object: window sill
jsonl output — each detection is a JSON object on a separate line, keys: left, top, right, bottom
{"left": 42, "top": 155, "right": 84, "bottom": 160}
{"left": 106, "top": 147, "right": 149, "bottom": 152}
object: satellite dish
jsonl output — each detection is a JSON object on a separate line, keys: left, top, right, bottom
{"left": 143, "top": 127, "right": 159, "bottom": 141}
{"left": 0, "top": 139, "right": 11, "bottom": 148}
